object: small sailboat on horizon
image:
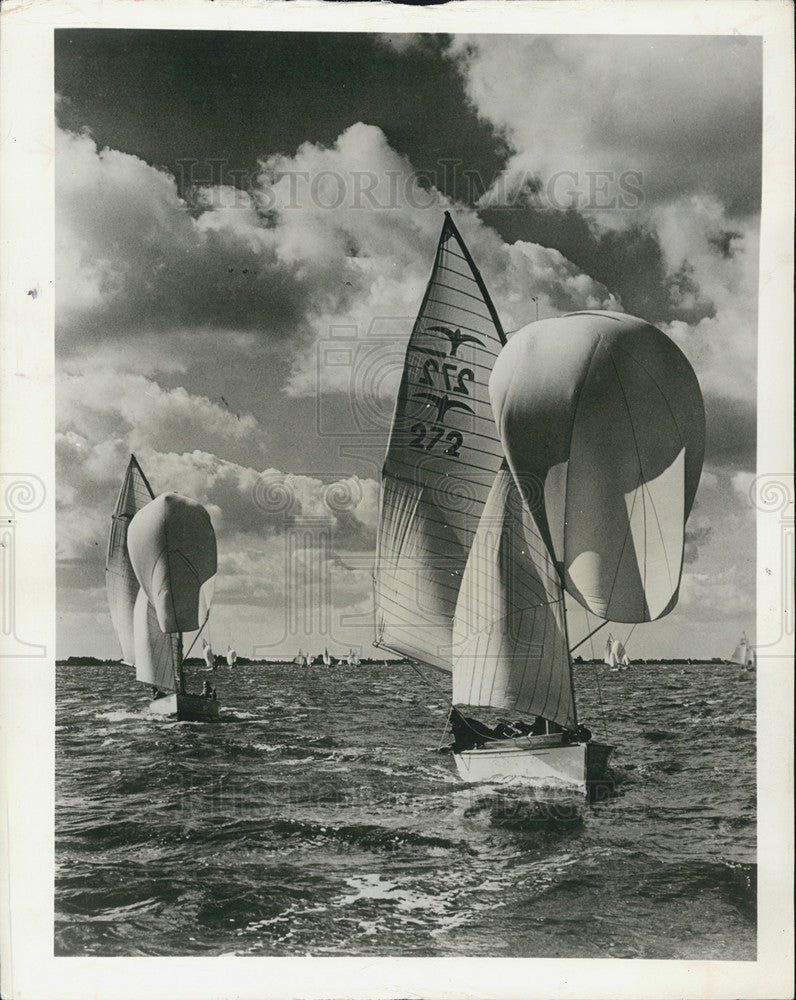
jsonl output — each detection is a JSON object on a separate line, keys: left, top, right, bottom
{"left": 373, "top": 213, "right": 705, "bottom": 795}
{"left": 106, "top": 455, "right": 220, "bottom": 721}
{"left": 604, "top": 634, "right": 631, "bottom": 670}
{"left": 729, "top": 631, "right": 756, "bottom": 669}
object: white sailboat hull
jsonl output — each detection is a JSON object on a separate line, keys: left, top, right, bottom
{"left": 148, "top": 692, "right": 220, "bottom": 722}
{"left": 453, "top": 737, "right": 613, "bottom": 794}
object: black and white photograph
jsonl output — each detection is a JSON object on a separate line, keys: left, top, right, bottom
{"left": 1, "top": 1, "right": 793, "bottom": 998}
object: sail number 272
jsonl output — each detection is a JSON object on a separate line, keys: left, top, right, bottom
{"left": 420, "top": 359, "right": 474, "bottom": 394}
{"left": 410, "top": 424, "right": 463, "bottom": 456}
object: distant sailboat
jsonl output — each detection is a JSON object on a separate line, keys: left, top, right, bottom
{"left": 106, "top": 456, "right": 219, "bottom": 721}
{"left": 202, "top": 639, "right": 215, "bottom": 669}
{"left": 322, "top": 648, "right": 332, "bottom": 667}
{"left": 374, "top": 214, "right": 705, "bottom": 795}
{"left": 346, "top": 650, "right": 360, "bottom": 667}
{"left": 226, "top": 644, "right": 237, "bottom": 667}
{"left": 293, "top": 649, "right": 309, "bottom": 667}
{"left": 729, "top": 632, "right": 756, "bottom": 669}
{"left": 604, "top": 634, "right": 631, "bottom": 670}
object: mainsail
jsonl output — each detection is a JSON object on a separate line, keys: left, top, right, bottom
{"left": 106, "top": 455, "right": 155, "bottom": 664}
{"left": 490, "top": 311, "right": 705, "bottom": 624}
{"left": 374, "top": 212, "right": 507, "bottom": 672}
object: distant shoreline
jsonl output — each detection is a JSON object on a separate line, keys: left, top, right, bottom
{"left": 55, "top": 656, "right": 737, "bottom": 667}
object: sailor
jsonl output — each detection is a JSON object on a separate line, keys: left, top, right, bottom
{"left": 448, "top": 707, "right": 496, "bottom": 750}
{"left": 201, "top": 679, "right": 215, "bottom": 699}
{"left": 494, "top": 719, "right": 522, "bottom": 739}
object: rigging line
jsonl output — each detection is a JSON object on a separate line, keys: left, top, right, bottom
{"left": 182, "top": 611, "right": 211, "bottom": 661}
{"left": 594, "top": 654, "right": 609, "bottom": 740}
{"left": 569, "top": 619, "right": 609, "bottom": 655}
{"left": 437, "top": 706, "right": 454, "bottom": 752}
{"left": 584, "top": 606, "right": 609, "bottom": 737}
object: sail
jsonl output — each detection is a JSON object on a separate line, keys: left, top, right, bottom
{"left": 133, "top": 588, "right": 180, "bottom": 690}
{"left": 374, "top": 213, "right": 507, "bottom": 671}
{"left": 106, "top": 455, "right": 155, "bottom": 663}
{"left": 730, "top": 633, "right": 753, "bottom": 666}
{"left": 127, "top": 492, "right": 217, "bottom": 634}
{"left": 452, "top": 464, "right": 576, "bottom": 729}
{"left": 490, "top": 311, "right": 705, "bottom": 623}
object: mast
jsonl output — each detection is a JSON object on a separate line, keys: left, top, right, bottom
{"left": 561, "top": 598, "right": 579, "bottom": 729}
{"left": 177, "top": 633, "right": 185, "bottom": 694}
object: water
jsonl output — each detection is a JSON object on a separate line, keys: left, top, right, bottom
{"left": 55, "top": 660, "right": 756, "bottom": 958}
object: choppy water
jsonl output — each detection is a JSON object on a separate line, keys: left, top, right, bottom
{"left": 55, "top": 659, "right": 756, "bottom": 958}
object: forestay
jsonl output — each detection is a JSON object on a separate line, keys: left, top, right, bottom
{"left": 106, "top": 455, "right": 155, "bottom": 664}
{"left": 452, "top": 464, "right": 577, "bottom": 729}
{"left": 374, "top": 213, "right": 507, "bottom": 672}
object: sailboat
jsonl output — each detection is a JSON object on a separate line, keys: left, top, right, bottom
{"left": 106, "top": 456, "right": 220, "bottom": 721}
{"left": 604, "top": 634, "right": 631, "bottom": 670}
{"left": 729, "top": 632, "right": 756, "bottom": 669}
{"left": 322, "top": 648, "right": 333, "bottom": 667}
{"left": 293, "top": 649, "right": 309, "bottom": 667}
{"left": 374, "top": 213, "right": 705, "bottom": 795}
{"left": 346, "top": 649, "right": 361, "bottom": 667}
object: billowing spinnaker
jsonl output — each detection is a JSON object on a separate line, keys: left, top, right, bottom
{"left": 133, "top": 588, "right": 181, "bottom": 690}
{"left": 452, "top": 465, "right": 576, "bottom": 729}
{"left": 374, "top": 213, "right": 507, "bottom": 671}
{"left": 127, "top": 492, "right": 217, "bottom": 634}
{"left": 490, "top": 311, "right": 705, "bottom": 623}
{"left": 106, "top": 456, "right": 154, "bottom": 663}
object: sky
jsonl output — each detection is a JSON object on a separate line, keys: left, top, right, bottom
{"left": 54, "top": 29, "right": 762, "bottom": 662}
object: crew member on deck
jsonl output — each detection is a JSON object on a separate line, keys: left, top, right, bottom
{"left": 448, "top": 707, "right": 496, "bottom": 751}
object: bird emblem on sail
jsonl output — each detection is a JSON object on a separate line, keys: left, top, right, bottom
{"left": 425, "top": 325, "right": 485, "bottom": 357}
{"left": 410, "top": 390, "right": 475, "bottom": 423}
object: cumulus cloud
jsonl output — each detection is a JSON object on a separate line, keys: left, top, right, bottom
{"left": 448, "top": 34, "right": 761, "bottom": 217}
{"left": 58, "top": 370, "right": 267, "bottom": 470}
{"left": 446, "top": 33, "right": 760, "bottom": 479}
{"left": 56, "top": 422, "right": 380, "bottom": 613}
{"left": 57, "top": 121, "right": 621, "bottom": 403}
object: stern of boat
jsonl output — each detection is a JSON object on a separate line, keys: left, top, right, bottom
{"left": 148, "top": 692, "right": 219, "bottom": 722}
